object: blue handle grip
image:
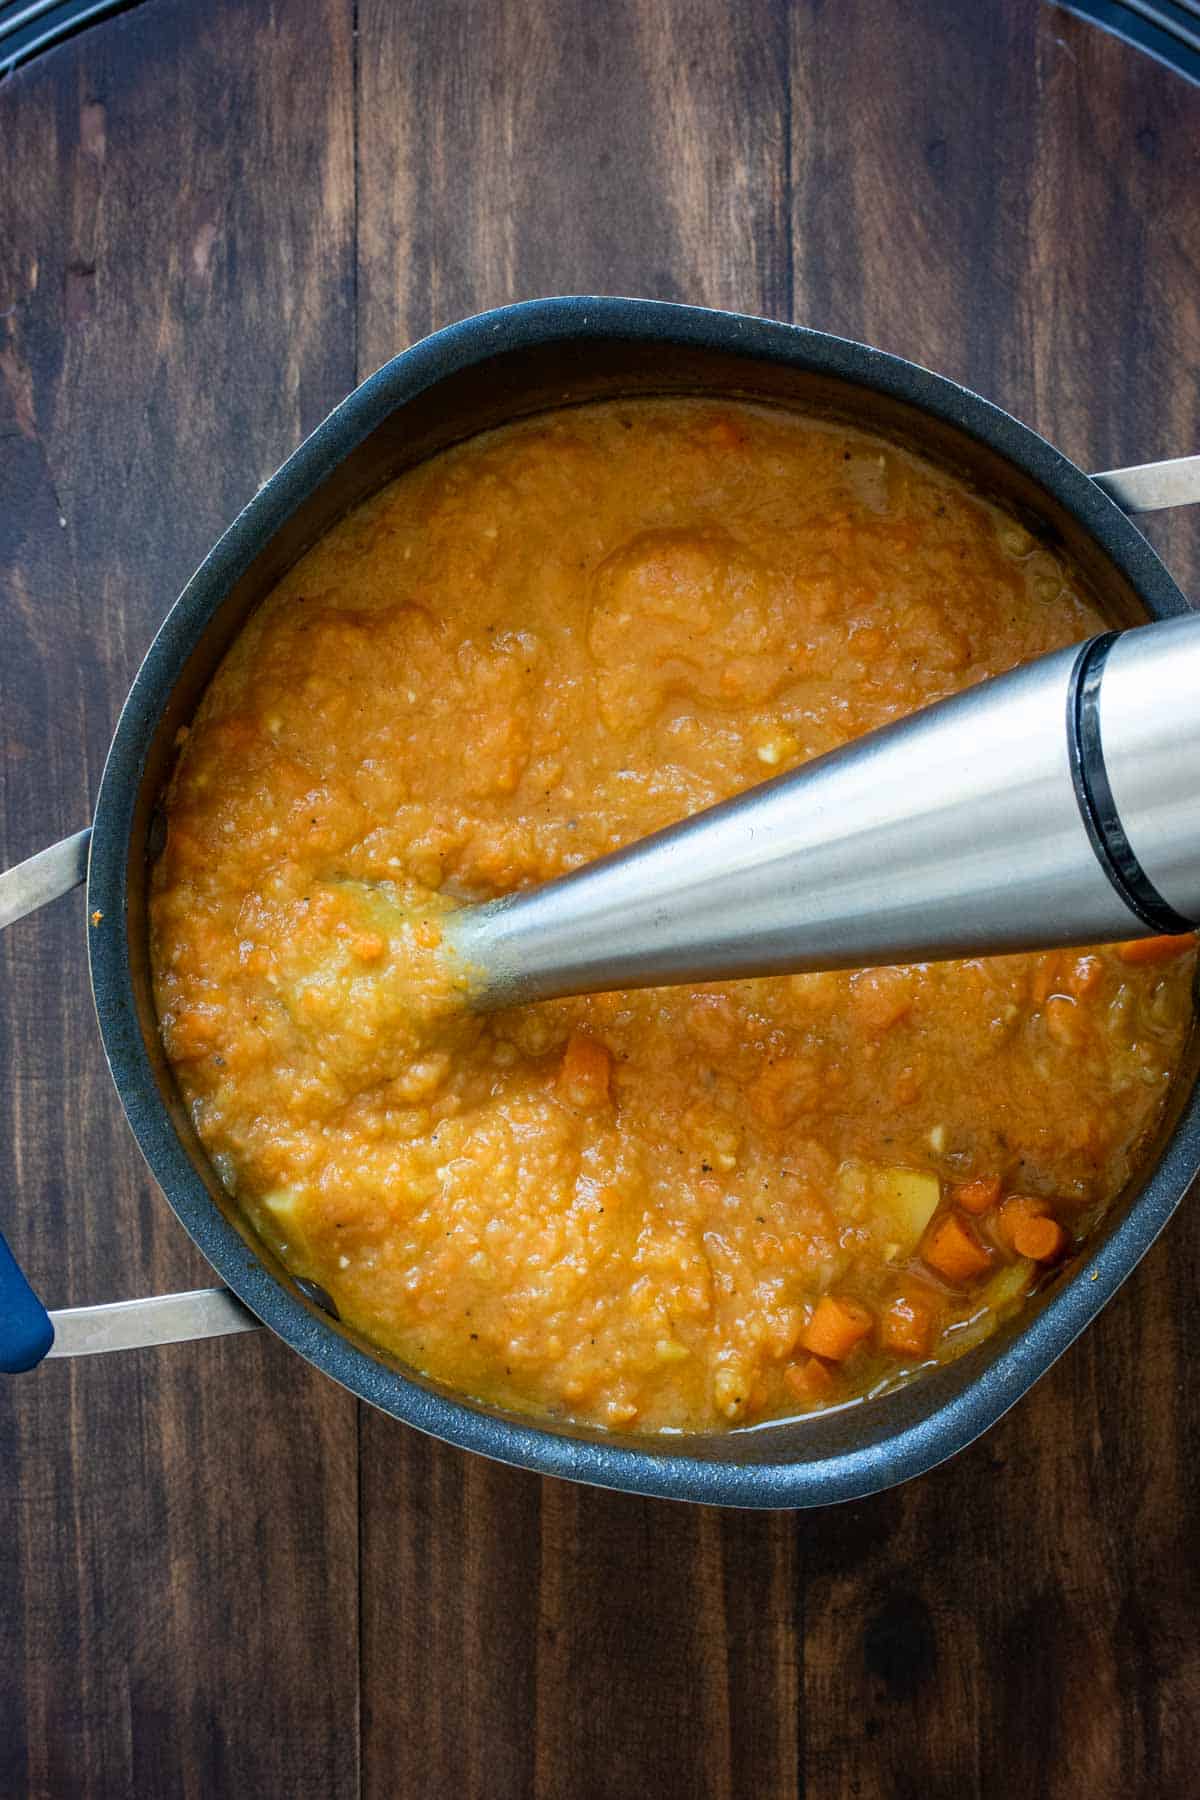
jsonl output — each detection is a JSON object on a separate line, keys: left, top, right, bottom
{"left": 0, "top": 1230, "right": 54, "bottom": 1371}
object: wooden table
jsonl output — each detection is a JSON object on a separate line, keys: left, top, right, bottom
{"left": 2, "top": 3, "right": 1198, "bottom": 1794}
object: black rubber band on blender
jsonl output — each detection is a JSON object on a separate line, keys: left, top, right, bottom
{"left": 1067, "top": 632, "right": 1194, "bottom": 936}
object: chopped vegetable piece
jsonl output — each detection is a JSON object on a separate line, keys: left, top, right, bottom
{"left": 920, "top": 1211, "right": 993, "bottom": 1284}
{"left": 872, "top": 1167, "right": 941, "bottom": 1252}
{"left": 556, "top": 1030, "right": 613, "bottom": 1109}
{"left": 784, "top": 1356, "right": 836, "bottom": 1402}
{"left": 996, "top": 1193, "right": 1048, "bottom": 1252}
{"left": 1011, "top": 1215, "right": 1068, "bottom": 1262}
{"left": 879, "top": 1293, "right": 935, "bottom": 1359}
{"left": 801, "top": 1294, "right": 874, "bottom": 1361}
{"left": 262, "top": 1188, "right": 301, "bottom": 1220}
{"left": 952, "top": 1174, "right": 1002, "bottom": 1215}
{"left": 983, "top": 1258, "right": 1036, "bottom": 1312}
{"left": 1115, "top": 932, "right": 1197, "bottom": 966}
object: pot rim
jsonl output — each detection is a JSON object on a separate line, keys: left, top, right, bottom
{"left": 87, "top": 296, "right": 1199, "bottom": 1508}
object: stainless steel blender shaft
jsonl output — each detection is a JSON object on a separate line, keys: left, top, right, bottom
{"left": 446, "top": 612, "right": 1200, "bottom": 1008}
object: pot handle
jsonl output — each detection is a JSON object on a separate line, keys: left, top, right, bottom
{"left": 0, "top": 827, "right": 91, "bottom": 930}
{"left": 0, "top": 830, "right": 262, "bottom": 1370}
{"left": 0, "top": 830, "right": 92, "bottom": 1368}
{"left": 1092, "top": 454, "right": 1200, "bottom": 513}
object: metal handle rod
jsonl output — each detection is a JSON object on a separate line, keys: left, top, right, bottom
{"left": 0, "top": 833, "right": 263, "bottom": 1367}
{"left": 0, "top": 827, "right": 91, "bottom": 929}
{"left": 0, "top": 827, "right": 93, "bottom": 1367}
{"left": 45, "top": 1288, "right": 261, "bottom": 1357}
{"left": 446, "top": 613, "right": 1200, "bottom": 1010}
{"left": 1092, "top": 455, "right": 1200, "bottom": 512}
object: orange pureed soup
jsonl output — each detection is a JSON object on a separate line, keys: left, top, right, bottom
{"left": 150, "top": 400, "right": 1196, "bottom": 1432}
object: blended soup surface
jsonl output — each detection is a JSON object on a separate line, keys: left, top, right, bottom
{"left": 150, "top": 400, "right": 1196, "bottom": 1432}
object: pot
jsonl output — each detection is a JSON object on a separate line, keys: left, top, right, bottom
{"left": 2, "top": 297, "right": 1198, "bottom": 1508}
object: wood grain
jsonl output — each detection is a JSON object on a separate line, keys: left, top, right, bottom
{"left": 356, "top": 6, "right": 800, "bottom": 1795}
{"left": 356, "top": 0, "right": 791, "bottom": 350}
{"left": 2, "top": 1, "right": 1199, "bottom": 1796}
{"left": 357, "top": 5, "right": 1200, "bottom": 1798}
{"left": 0, "top": 3, "right": 360, "bottom": 1796}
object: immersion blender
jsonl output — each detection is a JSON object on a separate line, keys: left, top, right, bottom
{"left": 441, "top": 611, "right": 1200, "bottom": 1009}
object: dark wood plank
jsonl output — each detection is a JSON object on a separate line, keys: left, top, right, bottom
{"left": 356, "top": 5, "right": 798, "bottom": 1797}
{"left": 810, "top": 7, "right": 1200, "bottom": 1797}
{"left": 356, "top": 0, "right": 791, "bottom": 352}
{"left": 0, "top": 3, "right": 360, "bottom": 1795}
{"left": 789, "top": 0, "right": 1200, "bottom": 595}
{"left": 356, "top": 4, "right": 1200, "bottom": 1799}
{"left": 786, "top": 6, "right": 1200, "bottom": 1796}
{"left": 5, "top": 0, "right": 1200, "bottom": 1796}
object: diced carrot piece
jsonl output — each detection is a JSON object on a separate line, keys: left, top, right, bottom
{"left": 879, "top": 1293, "right": 935, "bottom": 1359}
{"left": 920, "top": 1211, "right": 993, "bottom": 1285}
{"left": 800, "top": 1294, "right": 874, "bottom": 1361}
{"left": 556, "top": 1030, "right": 613, "bottom": 1110}
{"left": 996, "top": 1193, "right": 1048, "bottom": 1252}
{"left": 951, "top": 1175, "right": 1002, "bottom": 1216}
{"left": 1115, "top": 932, "right": 1197, "bottom": 966}
{"left": 1011, "top": 1215, "right": 1068, "bottom": 1262}
{"left": 784, "top": 1356, "right": 836, "bottom": 1402}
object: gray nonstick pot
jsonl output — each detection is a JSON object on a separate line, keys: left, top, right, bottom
{"left": 2, "top": 297, "right": 1198, "bottom": 1507}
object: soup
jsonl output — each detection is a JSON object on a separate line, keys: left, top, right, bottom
{"left": 149, "top": 400, "right": 1195, "bottom": 1432}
